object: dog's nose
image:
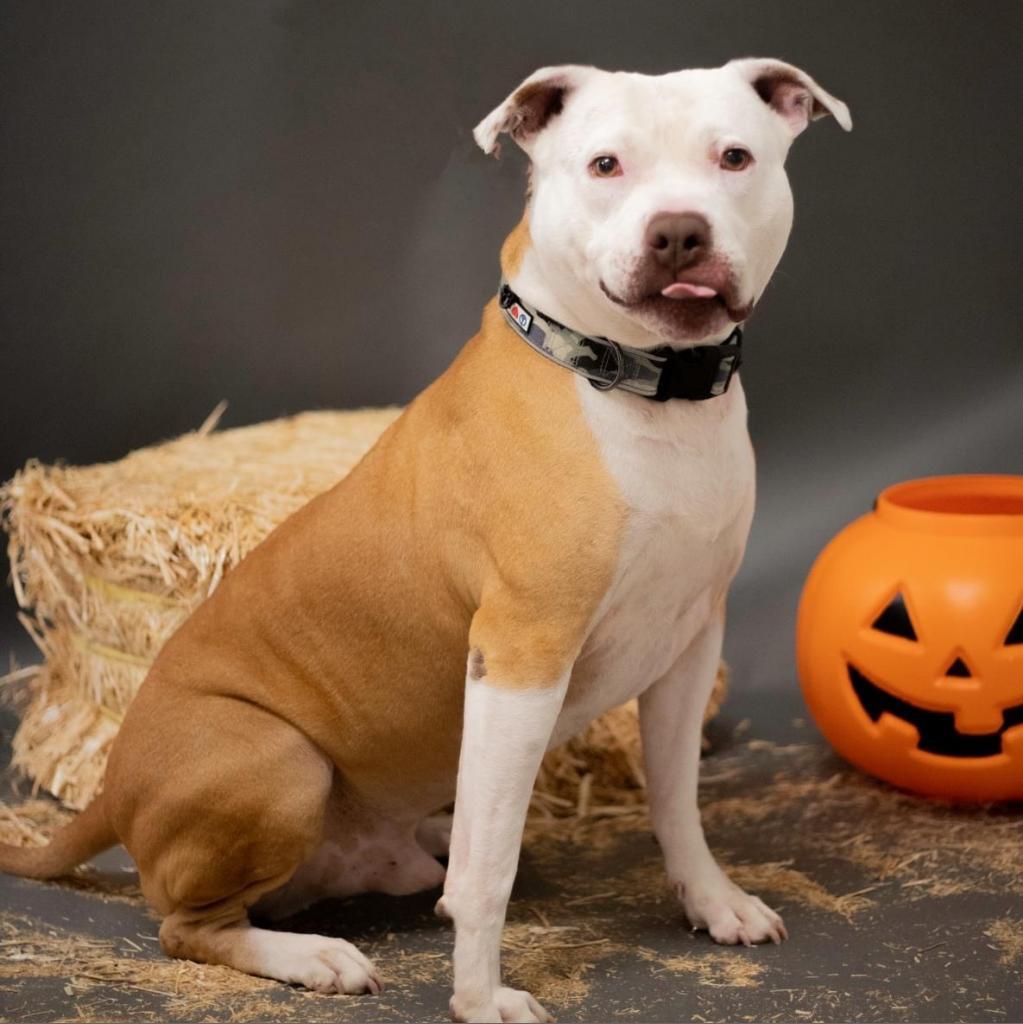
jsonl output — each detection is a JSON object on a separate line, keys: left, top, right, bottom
{"left": 646, "top": 212, "right": 712, "bottom": 273}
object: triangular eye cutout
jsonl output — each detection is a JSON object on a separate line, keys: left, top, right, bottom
{"left": 871, "top": 591, "right": 917, "bottom": 641}
{"left": 944, "top": 656, "right": 972, "bottom": 678}
{"left": 1006, "top": 607, "right": 1023, "bottom": 646}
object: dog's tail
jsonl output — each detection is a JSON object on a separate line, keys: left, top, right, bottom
{"left": 0, "top": 795, "right": 117, "bottom": 879}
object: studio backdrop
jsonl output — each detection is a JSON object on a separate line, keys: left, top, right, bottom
{"left": 2, "top": 1, "right": 1021, "bottom": 698}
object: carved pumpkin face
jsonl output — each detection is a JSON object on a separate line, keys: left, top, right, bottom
{"left": 797, "top": 476, "right": 1023, "bottom": 802}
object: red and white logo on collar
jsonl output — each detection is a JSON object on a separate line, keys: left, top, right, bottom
{"left": 508, "top": 302, "right": 532, "bottom": 333}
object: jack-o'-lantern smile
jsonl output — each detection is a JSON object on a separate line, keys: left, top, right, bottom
{"left": 845, "top": 589, "right": 1023, "bottom": 759}
{"left": 847, "top": 663, "right": 1023, "bottom": 758}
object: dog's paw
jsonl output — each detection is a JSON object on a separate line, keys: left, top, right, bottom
{"left": 677, "top": 875, "right": 787, "bottom": 946}
{"left": 450, "top": 985, "right": 554, "bottom": 1023}
{"left": 273, "top": 935, "right": 382, "bottom": 995}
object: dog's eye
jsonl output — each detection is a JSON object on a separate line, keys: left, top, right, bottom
{"left": 720, "top": 147, "right": 753, "bottom": 171}
{"left": 590, "top": 155, "right": 621, "bottom": 178}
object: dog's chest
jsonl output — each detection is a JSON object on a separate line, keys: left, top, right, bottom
{"left": 555, "top": 379, "right": 755, "bottom": 739}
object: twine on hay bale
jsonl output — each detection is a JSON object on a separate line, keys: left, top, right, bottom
{"left": 1, "top": 404, "right": 726, "bottom": 814}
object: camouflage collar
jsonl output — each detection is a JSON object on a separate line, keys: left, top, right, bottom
{"left": 498, "top": 282, "right": 742, "bottom": 402}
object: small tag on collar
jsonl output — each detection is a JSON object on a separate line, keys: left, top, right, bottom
{"left": 507, "top": 300, "right": 532, "bottom": 333}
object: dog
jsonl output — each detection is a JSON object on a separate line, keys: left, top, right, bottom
{"left": 1, "top": 58, "right": 849, "bottom": 1023}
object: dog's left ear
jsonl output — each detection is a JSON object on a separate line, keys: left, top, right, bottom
{"left": 728, "top": 58, "right": 852, "bottom": 137}
{"left": 474, "top": 65, "right": 594, "bottom": 157}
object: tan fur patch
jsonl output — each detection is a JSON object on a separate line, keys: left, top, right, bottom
{"left": 500, "top": 216, "right": 531, "bottom": 278}
{"left": 101, "top": 263, "right": 625, "bottom": 915}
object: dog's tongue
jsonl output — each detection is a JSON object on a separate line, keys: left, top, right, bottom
{"left": 661, "top": 281, "right": 718, "bottom": 299}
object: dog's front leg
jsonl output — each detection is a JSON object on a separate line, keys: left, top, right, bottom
{"left": 438, "top": 648, "right": 568, "bottom": 1023}
{"left": 639, "top": 612, "right": 787, "bottom": 946}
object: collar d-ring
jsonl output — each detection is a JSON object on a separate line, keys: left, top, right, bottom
{"left": 589, "top": 339, "right": 625, "bottom": 391}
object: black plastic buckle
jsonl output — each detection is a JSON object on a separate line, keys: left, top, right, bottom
{"left": 651, "top": 329, "right": 743, "bottom": 402}
{"left": 499, "top": 283, "right": 515, "bottom": 309}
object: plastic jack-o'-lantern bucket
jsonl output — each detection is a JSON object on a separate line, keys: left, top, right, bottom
{"left": 797, "top": 475, "right": 1023, "bottom": 802}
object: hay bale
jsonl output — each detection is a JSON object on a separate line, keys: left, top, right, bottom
{"left": 2, "top": 405, "right": 725, "bottom": 813}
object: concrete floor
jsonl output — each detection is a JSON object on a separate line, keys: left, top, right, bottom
{"left": 0, "top": 683, "right": 1020, "bottom": 1024}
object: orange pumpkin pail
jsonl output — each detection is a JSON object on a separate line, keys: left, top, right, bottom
{"left": 797, "top": 475, "right": 1023, "bottom": 802}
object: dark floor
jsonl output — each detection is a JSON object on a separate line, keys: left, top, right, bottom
{"left": 0, "top": 681, "right": 1020, "bottom": 1024}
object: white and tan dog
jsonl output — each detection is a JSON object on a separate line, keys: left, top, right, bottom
{"left": 1, "top": 58, "right": 849, "bottom": 1023}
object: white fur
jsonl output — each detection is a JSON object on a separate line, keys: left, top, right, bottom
{"left": 255, "top": 826, "right": 446, "bottom": 920}
{"left": 496, "top": 61, "right": 848, "bottom": 350}
{"left": 639, "top": 617, "right": 785, "bottom": 945}
{"left": 442, "top": 673, "right": 568, "bottom": 1023}
{"left": 509, "top": 65, "right": 793, "bottom": 348}
{"left": 555, "top": 377, "right": 755, "bottom": 741}
{"left": 221, "top": 926, "right": 381, "bottom": 994}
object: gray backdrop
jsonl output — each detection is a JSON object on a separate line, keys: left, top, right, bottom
{"left": 2, "top": 1, "right": 1021, "bottom": 697}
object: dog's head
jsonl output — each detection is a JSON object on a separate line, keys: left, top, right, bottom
{"left": 476, "top": 59, "right": 850, "bottom": 347}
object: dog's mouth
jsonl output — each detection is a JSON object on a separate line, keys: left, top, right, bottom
{"left": 600, "top": 271, "right": 752, "bottom": 337}
{"left": 848, "top": 663, "right": 1023, "bottom": 758}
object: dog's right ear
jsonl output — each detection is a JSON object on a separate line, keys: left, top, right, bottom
{"left": 474, "top": 65, "right": 593, "bottom": 157}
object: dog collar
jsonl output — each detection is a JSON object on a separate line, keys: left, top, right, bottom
{"left": 498, "top": 281, "right": 742, "bottom": 402}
